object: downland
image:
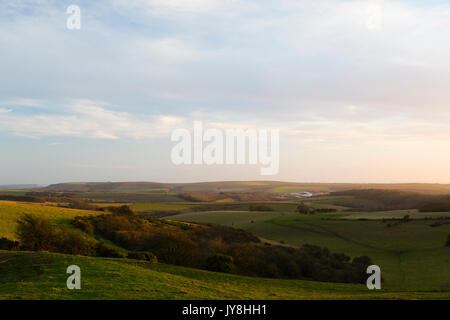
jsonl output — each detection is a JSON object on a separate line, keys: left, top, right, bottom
{"left": 0, "top": 182, "right": 449, "bottom": 300}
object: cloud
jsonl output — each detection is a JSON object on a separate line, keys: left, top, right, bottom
{"left": 0, "top": 98, "right": 42, "bottom": 107}
{"left": 69, "top": 163, "right": 136, "bottom": 169}
{"left": 1, "top": 97, "right": 449, "bottom": 147}
{"left": 0, "top": 100, "right": 186, "bottom": 140}
{"left": 112, "top": 0, "right": 238, "bottom": 14}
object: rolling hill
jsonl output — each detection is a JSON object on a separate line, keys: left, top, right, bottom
{"left": 38, "top": 181, "right": 450, "bottom": 195}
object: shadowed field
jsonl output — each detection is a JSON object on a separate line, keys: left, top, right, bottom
{"left": 1, "top": 251, "right": 448, "bottom": 300}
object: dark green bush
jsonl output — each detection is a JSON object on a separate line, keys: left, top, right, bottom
{"left": 205, "top": 254, "right": 234, "bottom": 273}
{"left": 0, "top": 194, "right": 45, "bottom": 203}
{"left": 127, "top": 251, "right": 157, "bottom": 262}
{"left": 297, "top": 202, "right": 313, "bottom": 214}
{"left": 54, "top": 228, "right": 97, "bottom": 256}
{"left": 107, "top": 205, "right": 136, "bottom": 216}
{"left": 95, "top": 242, "right": 124, "bottom": 258}
{"left": 16, "top": 214, "right": 123, "bottom": 258}
{"left": 248, "top": 205, "right": 274, "bottom": 212}
{"left": 16, "top": 214, "right": 57, "bottom": 251}
{"left": 0, "top": 237, "right": 20, "bottom": 250}
{"left": 65, "top": 199, "right": 97, "bottom": 210}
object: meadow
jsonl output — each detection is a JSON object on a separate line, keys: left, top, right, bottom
{"left": 0, "top": 201, "right": 100, "bottom": 240}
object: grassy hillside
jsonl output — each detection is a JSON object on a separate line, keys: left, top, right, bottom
{"left": 1, "top": 251, "right": 448, "bottom": 300}
{"left": 171, "top": 210, "right": 450, "bottom": 292}
{"left": 0, "top": 201, "right": 100, "bottom": 240}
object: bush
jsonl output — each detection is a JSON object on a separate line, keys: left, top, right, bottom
{"left": 205, "top": 254, "right": 234, "bottom": 273}
{"left": 16, "top": 214, "right": 123, "bottom": 258}
{"left": 248, "top": 205, "right": 274, "bottom": 212}
{"left": 297, "top": 202, "right": 313, "bottom": 214}
{"left": 72, "top": 216, "right": 95, "bottom": 235}
{"left": 54, "top": 228, "right": 97, "bottom": 256}
{"left": 446, "top": 235, "right": 450, "bottom": 247}
{"left": 96, "top": 242, "right": 124, "bottom": 258}
{"left": 314, "top": 208, "right": 338, "bottom": 213}
{"left": 0, "top": 237, "right": 20, "bottom": 250}
{"left": 107, "top": 205, "right": 136, "bottom": 216}
{"left": 65, "top": 199, "right": 97, "bottom": 210}
{"left": 127, "top": 251, "right": 157, "bottom": 262}
{"left": 0, "top": 194, "right": 45, "bottom": 203}
{"left": 16, "top": 214, "right": 57, "bottom": 251}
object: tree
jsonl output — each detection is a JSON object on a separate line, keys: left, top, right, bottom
{"left": 0, "top": 237, "right": 19, "bottom": 250}
{"left": 205, "top": 254, "right": 234, "bottom": 273}
{"left": 446, "top": 234, "right": 450, "bottom": 247}
{"left": 16, "top": 214, "right": 56, "bottom": 251}
{"left": 297, "top": 202, "right": 312, "bottom": 214}
{"left": 127, "top": 251, "right": 157, "bottom": 262}
{"left": 108, "top": 205, "right": 136, "bottom": 216}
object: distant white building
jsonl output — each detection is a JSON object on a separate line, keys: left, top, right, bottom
{"left": 290, "top": 192, "right": 313, "bottom": 198}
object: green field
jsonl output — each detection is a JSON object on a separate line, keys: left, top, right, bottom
{"left": 171, "top": 210, "right": 450, "bottom": 292}
{"left": 1, "top": 251, "right": 448, "bottom": 300}
{"left": 130, "top": 201, "right": 347, "bottom": 215}
{"left": 0, "top": 201, "right": 100, "bottom": 240}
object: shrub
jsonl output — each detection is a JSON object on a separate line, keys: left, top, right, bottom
{"left": 0, "top": 237, "right": 20, "bottom": 250}
{"left": 248, "top": 205, "right": 274, "bottom": 212}
{"left": 65, "top": 199, "right": 97, "bottom": 210}
{"left": 314, "top": 208, "right": 338, "bottom": 213}
{"left": 107, "top": 205, "right": 136, "bottom": 216}
{"left": 0, "top": 194, "right": 45, "bottom": 203}
{"left": 16, "top": 214, "right": 123, "bottom": 258}
{"left": 446, "top": 235, "right": 450, "bottom": 247}
{"left": 297, "top": 202, "right": 313, "bottom": 214}
{"left": 351, "top": 255, "right": 373, "bottom": 282}
{"left": 72, "top": 216, "right": 95, "bottom": 235}
{"left": 54, "top": 228, "right": 97, "bottom": 256}
{"left": 16, "top": 214, "right": 57, "bottom": 251}
{"left": 96, "top": 242, "right": 124, "bottom": 258}
{"left": 127, "top": 251, "right": 157, "bottom": 262}
{"left": 205, "top": 254, "right": 234, "bottom": 273}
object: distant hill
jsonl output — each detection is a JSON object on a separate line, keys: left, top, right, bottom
{"left": 40, "top": 181, "right": 450, "bottom": 195}
{"left": 0, "top": 184, "right": 42, "bottom": 190}
{"left": 43, "top": 182, "right": 168, "bottom": 192}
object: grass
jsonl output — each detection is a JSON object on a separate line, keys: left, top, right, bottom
{"left": 336, "top": 211, "right": 450, "bottom": 220}
{"left": 130, "top": 202, "right": 199, "bottom": 213}
{"left": 1, "top": 251, "right": 449, "bottom": 300}
{"left": 170, "top": 211, "right": 282, "bottom": 228}
{"left": 0, "top": 201, "right": 101, "bottom": 240}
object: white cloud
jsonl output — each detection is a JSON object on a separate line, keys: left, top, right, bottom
{"left": 112, "top": 0, "right": 238, "bottom": 14}
{"left": 0, "top": 98, "right": 42, "bottom": 107}
{"left": 0, "top": 100, "right": 187, "bottom": 140}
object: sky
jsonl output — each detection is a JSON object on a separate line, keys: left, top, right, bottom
{"left": 1, "top": 0, "right": 450, "bottom": 185}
